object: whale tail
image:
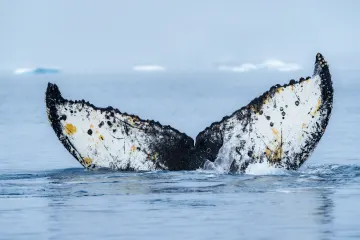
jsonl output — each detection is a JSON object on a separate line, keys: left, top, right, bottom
{"left": 45, "top": 53, "right": 333, "bottom": 172}
{"left": 45, "top": 83, "right": 195, "bottom": 171}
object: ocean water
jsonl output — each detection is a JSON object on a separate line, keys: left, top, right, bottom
{"left": 0, "top": 71, "right": 360, "bottom": 239}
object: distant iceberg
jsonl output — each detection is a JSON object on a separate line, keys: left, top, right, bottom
{"left": 14, "top": 67, "right": 61, "bottom": 75}
{"left": 217, "top": 60, "right": 302, "bottom": 73}
{"left": 132, "top": 65, "right": 166, "bottom": 72}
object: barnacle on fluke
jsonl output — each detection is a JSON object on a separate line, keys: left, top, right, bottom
{"left": 46, "top": 53, "right": 333, "bottom": 173}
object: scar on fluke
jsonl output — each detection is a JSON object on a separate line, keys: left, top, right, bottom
{"left": 45, "top": 53, "right": 333, "bottom": 172}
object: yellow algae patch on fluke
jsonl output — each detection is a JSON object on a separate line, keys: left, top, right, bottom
{"left": 271, "top": 128, "right": 281, "bottom": 141}
{"left": 64, "top": 123, "right": 77, "bottom": 135}
{"left": 83, "top": 157, "right": 92, "bottom": 166}
{"left": 264, "top": 147, "right": 272, "bottom": 159}
{"left": 272, "top": 144, "right": 283, "bottom": 162}
{"left": 311, "top": 99, "right": 322, "bottom": 116}
{"left": 265, "top": 144, "right": 283, "bottom": 164}
{"left": 276, "top": 87, "right": 283, "bottom": 93}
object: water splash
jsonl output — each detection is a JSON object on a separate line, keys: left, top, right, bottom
{"left": 244, "top": 162, "right": 289, "bottom": 175}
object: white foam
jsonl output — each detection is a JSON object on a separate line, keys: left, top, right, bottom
{"left": 202, "top": 159, "right": 289, "bottom": 175}
{"left": 245, "top": 162, "right": 288, "bottom": 175}
{"left": 275, "top": 189, "right": 292, "bottom": 193}
{"left": 202, "top": 160, "right": 229, "bottom": 174}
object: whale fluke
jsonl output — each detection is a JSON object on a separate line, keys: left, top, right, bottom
{"left": 45, "top": 53, "right": 333, "bottom": 172}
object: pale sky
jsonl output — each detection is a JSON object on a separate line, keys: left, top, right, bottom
{"left": 1, "top": 0, "right": 359, "bottom": 73}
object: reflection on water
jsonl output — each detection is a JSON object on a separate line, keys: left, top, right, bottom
{"left": 314, "top": 189, "right": 335, "bottom": 240}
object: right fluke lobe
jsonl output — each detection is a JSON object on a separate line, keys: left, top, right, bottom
{"left": 194, "top": 53, "right": 333, "bottom": 172}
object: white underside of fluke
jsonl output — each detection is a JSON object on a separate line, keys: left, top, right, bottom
{"left": 211, "top": 75, "right": 324, "bottom": 172}
{"left": 56, "top": 104, "right": 160, "bottom": 170}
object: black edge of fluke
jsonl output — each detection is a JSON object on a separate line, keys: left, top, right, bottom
{"left": 46, "top": 82, "right": 65, "bottom": 140}
{"left": 314, "top": 53, "right": 333, "bottom": 114}
{"left": 45, "top": 82, "right": 88, "bottom": 168}
{"left": 46, "top": 83, "right": 64, "bottom": 102}
{"left": 314, "top": 52, "right": 334, "bottom": 140}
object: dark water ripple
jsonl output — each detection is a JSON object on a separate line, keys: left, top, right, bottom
{"left": 1, "top": 164, "right": 359, "bottom": 198}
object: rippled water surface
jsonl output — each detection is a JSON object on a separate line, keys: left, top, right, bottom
{"left": 0, "top": 72, "right": 360, "bottom": 239}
